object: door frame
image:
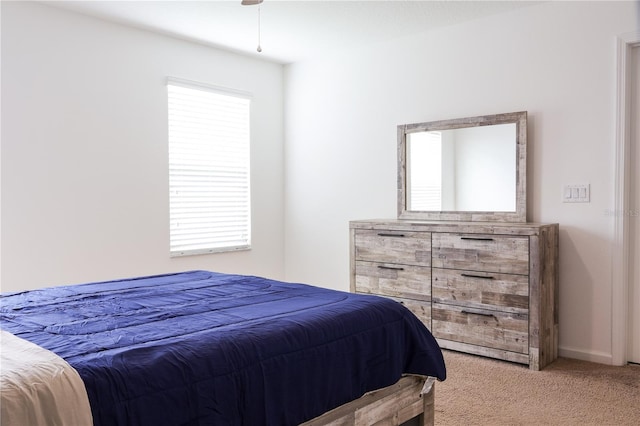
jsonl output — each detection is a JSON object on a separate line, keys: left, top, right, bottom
{"left": 612, "top": 31, "right": 640, "bottom": 366}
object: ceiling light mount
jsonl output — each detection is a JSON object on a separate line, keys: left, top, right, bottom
{"left": 241, "top": 0, "right": 263, "bottom": 53}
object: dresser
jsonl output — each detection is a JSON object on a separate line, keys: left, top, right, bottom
{"left": 350, "top": 219, "right": 559, "bottom": 370}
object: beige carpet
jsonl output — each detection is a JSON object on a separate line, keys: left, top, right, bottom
{"left": 435, "top": 350, "right": 640, "bottom": 425}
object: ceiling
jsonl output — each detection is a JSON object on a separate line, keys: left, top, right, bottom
{"left": 46, "top": 1, "right": 541, "bottom": 64}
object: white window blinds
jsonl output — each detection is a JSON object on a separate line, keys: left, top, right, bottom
{"left": 167, "top": 79, "right": 251, "bottom": 256}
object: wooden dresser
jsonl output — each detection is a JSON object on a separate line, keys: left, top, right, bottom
{"left": 350, "top": 219, "right": 559, "bottom": 370}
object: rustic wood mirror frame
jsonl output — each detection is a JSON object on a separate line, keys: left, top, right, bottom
{"left": 398, "top": 111, "right": 527, "bottom": 222}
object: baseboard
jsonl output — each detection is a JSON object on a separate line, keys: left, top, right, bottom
{"left": 559, "top": 346, "right": 614, "bottom": 365}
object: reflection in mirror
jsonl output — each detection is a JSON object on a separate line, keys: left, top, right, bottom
{"left": 398, "top": 111, "right": 527, "bottom": 222}
{"left": 407, "top": 124, "right": 516, "bottom": 212}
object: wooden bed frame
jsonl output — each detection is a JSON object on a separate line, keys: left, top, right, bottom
{"left": 301, "top": 375, "right": 435, "bottom": 426}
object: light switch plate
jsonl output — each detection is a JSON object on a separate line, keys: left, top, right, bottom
{"left": 563, "top": 184, "right": 590, "bottom": 203}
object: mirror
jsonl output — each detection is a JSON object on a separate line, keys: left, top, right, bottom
{"left": 398, "top": 111, "right": 527, "bottom": 222}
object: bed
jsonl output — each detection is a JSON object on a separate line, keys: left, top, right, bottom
{"left": 0, "top": 270, "right": 446, "bottom": 425}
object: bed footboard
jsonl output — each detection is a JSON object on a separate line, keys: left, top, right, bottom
{"left": 300, "top": 375, "right": 435, "bottom": 426}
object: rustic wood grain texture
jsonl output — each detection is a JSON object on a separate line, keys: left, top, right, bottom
{"left": 432, "top": 268, "right": 529, "bottom": 314}
{"left": 397, "top": 111, "right": 527, "bottom": 223}
{"left": 300, "top": 376, "right": 435, "bottom": 426}
{"left": 349, "top": 220, "right": 559, "bottom": 370}
{"left": 386, "top": 295, "right": 432, "bottom": 326}
{"left": 432, "top": 303, "right": 529, "bottom": 354}
{"left": 354, "top": 229, "right": 431, "bottom": 266}
{"left": 354, "top": 261, "right": 431, "bottom": 301}
{"left": 431, "top": 233, "right": 529, "bottom": 275}
{"left": 536, "top": 225, "right": 560, "bottom": 368}
{"left": 437, "top": 340, "right": 530, "bottom": 365}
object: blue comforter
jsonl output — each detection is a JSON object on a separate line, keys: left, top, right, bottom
{"left": 0, "top": 270, "right": 446, "bottom": 425}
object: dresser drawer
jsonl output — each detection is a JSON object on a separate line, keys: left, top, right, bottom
{"left": 355, "top": 261, "right": 431, "bottom": 301}
{"left": 354, "top": 229, "right": 431, "bottom": 266}
{"left": 432, "top": 268, "right": 529, "bottom": 314}
{"left": 432, "top": 303, "right": 529, "bottom": 354}
{"left": 432, "top": 233, "right": 529, "bottom": 275}
{"left": 388, "top": 296, "right": 431, "bottom": 327}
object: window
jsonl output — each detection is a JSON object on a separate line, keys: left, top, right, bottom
{"left": 167, "top": 78, "right": 251, "bottom": 256}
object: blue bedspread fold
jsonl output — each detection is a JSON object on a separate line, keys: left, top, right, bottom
{"left": 1, "top": 270, "right": 445, "bottom": 426}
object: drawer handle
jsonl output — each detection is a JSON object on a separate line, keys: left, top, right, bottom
{"left": 378, "top": 265, "right": 405, "bottom": 271}
{"left": 461, "top": 310, "right": 496, "bottom": 318}
{"left": 378, "top": 233, "right": 405, "bottom": 237}
{"left": 461, "top": 237, "right": 494, "bottom": 241}
{"left": 461, "top": 273, "right": 494, "bottom": 280}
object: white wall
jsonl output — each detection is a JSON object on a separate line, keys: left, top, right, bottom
{"left": 283, "top": 1, "right": 638, "bottom": 364}
{"left": 1, "top": 1, "right": 285, "bottom": 291}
